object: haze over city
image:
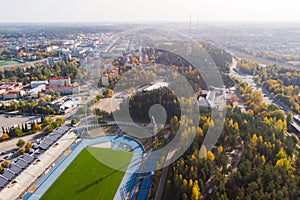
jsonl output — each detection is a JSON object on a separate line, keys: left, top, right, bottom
{"left": 1, "top": 0, "right": 300, "bottom": 23}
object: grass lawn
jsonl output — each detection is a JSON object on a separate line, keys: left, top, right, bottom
{"left": 0, "top": 60, "right": 19, "bottom": 66}
{"left": 41, "top": 147, "right": 132, "bottom": 200}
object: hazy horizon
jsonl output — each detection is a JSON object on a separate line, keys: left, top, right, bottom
{"left": 1, "top": 0, "right": 300, "bottom": 23}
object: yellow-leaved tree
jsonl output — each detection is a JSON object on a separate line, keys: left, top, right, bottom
{"left": 191, "top": 180, "right": 200, "bottom": 200}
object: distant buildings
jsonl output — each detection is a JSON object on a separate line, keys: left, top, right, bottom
{"left": 84, "top": 57, "right": 103, "bottom": 78}
{"left": 109, "top": 68, "right": 118, "bottom": 78}
{"left": 61, "top": 53, "right": 72, "bottom": 63}
{"left": 47, "top": 57, "right": 55, "bottom": 67}
{"left": 79, "top": 56, "right": 87, "bottom": 66}
{"left": 104, "top": 60, "right": 112, "bottom": 70}
{"left": 0, "top": 75, "right": 82, "bottom": 101}
{"left": 0, "top": 82, "right": 25, "bottom": 99}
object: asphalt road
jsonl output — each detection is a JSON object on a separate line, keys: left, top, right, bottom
{"left": 0, "top": 130, "right": 47, "bottom": 155}
{"left": 229, "top": 58, "right": 273, "bottom": 105}
{"left": 227, "top": 49, "right": 300, "bottom": 71}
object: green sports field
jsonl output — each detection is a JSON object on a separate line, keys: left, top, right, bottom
{"left": 41, "top": 147, "right": 132, "bottom": 200}
{"left": 0, "top": 60, "right": 19, "bottom": 66}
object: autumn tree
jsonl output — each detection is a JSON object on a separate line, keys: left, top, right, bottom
{"left": 16, "top": 139, "right": 25, "bottom": 148}
{"left": 1, "top": 160, "right": 9, "bottom": 168}
{"left": 25, "top": 142, "right": 32, "bottom": 152}
{"left": 1, "top": 133, "right": 9, "bottom": 141}
{"left": 286, "top": 111, "right": 293, "bottom": 130}
{"left": 55, "top": 117, "right": 65, "bottom": 126}
{"left": 32, "top": 123, "right": 42, "bottom": 133}
{"left": 191, "top": 180, "right": 200, "bottom": 200}
{"left": 205, "top": 151, "right": 215, "bottom": 161}
{"left": 45, "top": 125, "right": 53, "bottom": 133}
{"left": 19, "top": 148, "right": 25, "bottom": 155}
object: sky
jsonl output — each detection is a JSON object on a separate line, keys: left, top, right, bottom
{"left": 0, "top": 0, "right": 300, "bottom": 23}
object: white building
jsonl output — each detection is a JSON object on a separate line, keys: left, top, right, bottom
{"left": 101, "top": 74, "right": 109, "bottom": 86}
{"left": 29, "top": 84, "right": 45, "bottom": 98}
{"left": 47, "top": 57, "right": 55, "bottom": 67}
{"left": 79, "top": 56, "right": 87, "bottom": 66}
{"left": 49, "top": 76, "right": 71, "bottom": 87}
{"left": 90, "top": 65, "right": 101, "bottom": 78}
{"left": 104, "top": 61, "right": 112, "bottom": 70}
{"left": 30, "top": 81, "right": 48, "bottom": 88}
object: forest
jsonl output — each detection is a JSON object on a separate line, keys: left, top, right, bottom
{"left": 151, "top": 80, "right": 300, "bottom": 200}
{"left": 0, "top": 60, "right": 81, "bottom": 84}
{"left": 257, "top": 65, "right": 300, "bottom": 114}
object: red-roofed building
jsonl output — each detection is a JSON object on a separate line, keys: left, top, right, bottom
{"left": 109, "top": 68, "right": 118, "bottom": 78}
{"left": 0, "top": 82, "right": 22, "bottom": 90}
{"left": 3, "top": 89, "right": 26, "bottom": 99}
{"left": 0, "top": 82, "right": 23, "bottom": 99}
{"left": 46, "top": 85, "right": 80, "bottom": 95}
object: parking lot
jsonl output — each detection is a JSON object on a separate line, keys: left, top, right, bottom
{"left": 0, "top": 125, "right": 76, "bottom": 200}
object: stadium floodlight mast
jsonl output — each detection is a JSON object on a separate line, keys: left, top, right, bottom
{"left": 84, "top": 102, "right": 88, "bottom": 136}
{"left": 151, "top": 115, "right": 157, "bottom": 147}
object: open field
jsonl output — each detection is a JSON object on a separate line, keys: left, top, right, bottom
{"left": 0, "top": 60, "right": 19, "bottom": 66}
{"left": 41, "top": 147, "right": 132, "bottom": 200}
{"left": 90, "top": 97, "right": 122, "bottom": 113}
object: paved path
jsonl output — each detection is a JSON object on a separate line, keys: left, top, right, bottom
{"left": 0, "top": 131, "right": 47, "bottom": 153}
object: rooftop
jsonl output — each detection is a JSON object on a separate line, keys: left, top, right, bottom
{"left": 49, "top": 76, "right": 70, "bottom": 81}
{"left": 46, "top": 85, "right": 79, "bottom": 89}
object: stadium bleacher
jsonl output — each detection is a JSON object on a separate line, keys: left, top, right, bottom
{"left": 49, "top": 134, "right": 60, "bottom": 141}
{"left": 9, "top": 164, "right": 22, "bottom": 175}
{"left": 43, "top": 138, "right": 54, "bottom": 145}
{"left": 1, "top": 169, "right": 15, "bottom": 181}
{"left": 0, "top": 125, "right": 71, "bottom": 192}
{"left": 0, "top": 176, "right": 8, "bottom": 188}
{"left": 22, "top": 154, "right": 34, "bottom": 164}
{"left": 137, "top": 176, "right": 153, "bottom": 200}
{"left": 60, "top": 125, "right": 70, "bottom": 132}
{"left": 15, "top": 159, "right": 29, "bottom": 169}
{"left": 39, "top": 142, "right": 50, "bottom": 150}
{"left": 38, "top": 125, "right": 70, "bottom": 150}
{"left": 111, "top": 136, "right": 146, "bottom": 200}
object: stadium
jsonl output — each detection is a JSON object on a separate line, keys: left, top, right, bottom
{"left": 22, "top": 133, "right": 155, "bottom": 200}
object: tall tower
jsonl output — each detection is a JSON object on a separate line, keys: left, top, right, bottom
{"left": 189, "top": 12, "right": 192, "bottom": 35}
